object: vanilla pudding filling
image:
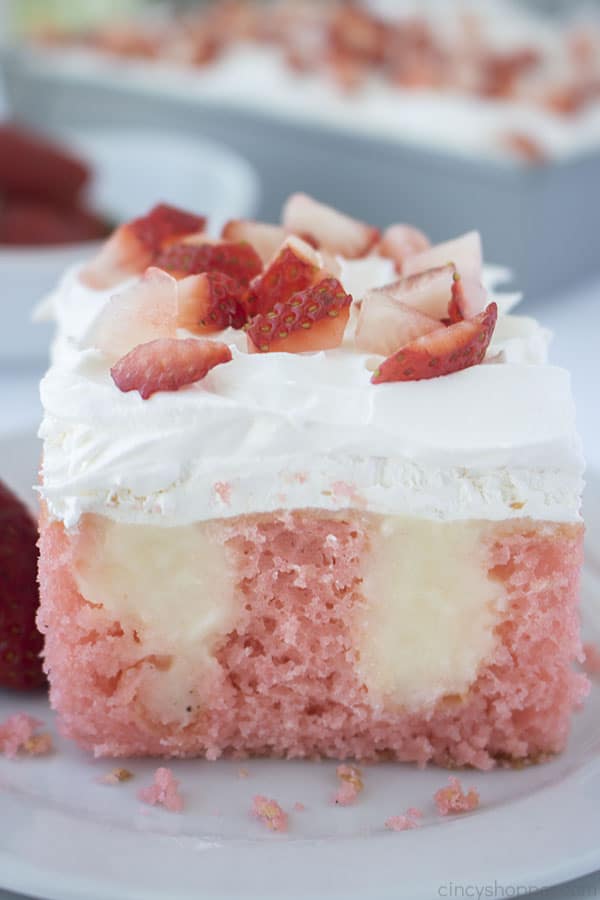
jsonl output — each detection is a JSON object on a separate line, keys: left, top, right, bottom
{"left": 38, "top": 254, "right": 584, "bottom": 713}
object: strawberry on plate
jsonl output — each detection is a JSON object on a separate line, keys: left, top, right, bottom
{"left": 178, "top": 271, "right": 247, "bottom": 332}
{"left": 0, "top": 480, "right": 44, "bottom": 691}
{"left": 371, "top": 302, "right": 497, "bottom": 384}
{"left": 0, "top": 122, "right": 89, "bottom": 206}
{"left": 154, "top": 240, "right": 262, "bottom": 285}
{"left": 247, "top": 277, "right": 352, "bottom": 353}
{"left": 87, "top": 267, "right": 179, "bottom": 358}
{"left": 82, "top": 203, "right": 206, "bottom": 290}
{"left": 402, "top": 231, "right": 482, "bottom": 283}
{"left": 282, "top": 193, "right": 380, "bottom": 258}
{"left": 246, "top": 235, "right": 323, "bottom": 317}
{"left": 111, "top": 337, "right": 232, "bottom": 399}
{"left": 375, "top": 264, "right": 456, "bottom": 320}
{"left": 355, "top": 291, "right": 440, "bottom": 356}
{"left": 377, "top": 223, "right": 431, "bottom": 273}
{"left": 221, "top": 219, "right": 287, "bottom": 264}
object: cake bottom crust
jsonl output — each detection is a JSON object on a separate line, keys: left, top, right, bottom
{"left": 37, "top": 508, "right": 588, "bottom": 769}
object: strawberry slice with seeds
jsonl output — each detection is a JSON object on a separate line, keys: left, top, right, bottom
{"left": 111, "top": 337, "right": 232, "bottom": 399}
{"left": 221, "top": 219, "right": 287, "bottom": 264}
{"left": 178, "top": 271, "right": 247, "bottom": 332}
{"left": 0, "top": 480, "right": 44, "bottom": 691}
{"left": 355, "top": 291, "right": 440, "bottom": 356}
{"left": 447, "top": 271, "right": 488, "bottom": 322}
{"left": 371, "top": 302, "right": 498, "bottom": 384}
{"left": 375, "top": 264, "right": 455, "bottom": 320}
{"left": 82, "top": 203, "right": 205, "bottom": 290}
{"left": 86, "top": 267, "right": 179, "bottom": 359}
{"left": 247, "top": 235, "right": 322, "bottom": 316}
{"left": 247, "top": 277, "right": 352, "bottom": 353}
{"left": 378, "top": 223, "right": 431, "bottom": 273}
{"left": 154, "top": 240, "right": 262, "bottom": 285}
{"left": 403, "top": 231, "right": 482, "bottom": 283}
{"left": 282, "top": 193, "right": 380, "bottom": 258}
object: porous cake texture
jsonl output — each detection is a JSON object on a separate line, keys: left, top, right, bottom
{"left": 38, "top": 508, "right": 586, "bottom": 767}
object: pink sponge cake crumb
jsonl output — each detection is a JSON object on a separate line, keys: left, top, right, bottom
{"left": 251, "top": 795, "right": 288, "bottom": 832}
{"left": 385, "top": 808, "right": 423, "bottom": 831}
{"left": 582, "top": 642, "right": 600, "bottom": 675}
{"left": 0, "top": 714, "right": 53, "bottom": 758}
{"left": 434, "top": 777, "right": 480, "bottom": 816}
{"left": 138, "top": 767, "right": 183, "bottom": 812}
{"left": 334, "top": 764, "right": 364, "bottom": 805}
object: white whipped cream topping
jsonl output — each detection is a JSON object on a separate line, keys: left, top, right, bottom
{"left": 36, "top": 242, "right": 582, "bottom": 527}
{"left": 38, "top": 251, "right": 583, "bottom": 529}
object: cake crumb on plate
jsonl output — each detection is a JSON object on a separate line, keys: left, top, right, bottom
{"left": 138, "top": 767, "right": 183, "bottom": 812}
{"left": 0, "top": 713, "right": 52, "bottom": 758}
{"left": 334, "top": 764, "right": 364, "bottom": 805}
{"left": 251, "top": 795, "right": 288, "bottom": 832}
{"left": 434, "top": 776, "right": 480, "bottom": 815}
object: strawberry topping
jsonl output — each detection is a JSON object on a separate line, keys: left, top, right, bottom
{"left": 377, "top": 264, "right": 456, "bottom": 320}
{"left": 154, "top": 240, "right": 262, "bottom": 285}
{"left": 355, "top": 291, "right": 440, "bottom": 356}
{"left": 448, "top": 270, "right": 488, "bottom": 321}
{"left": 282, "top": 193, "right": 380, "bottom": 258}
{"left": 111, "top": 337, "right": 232, "bottom": 399}
{"left": 130, "top": 203, "right": 206, "bottom": 252}
{"left": 82, "top": 203, "right": 205, "bottom": 290}
{"left": 378, "top": 223, "right": 431, "bottom": 273}
{"left": 221, "top": 219, "right": 287, "bottom": 264}
{"left": 247, "top": 277, "right": 351, "bottom": 353}
{"left": 178, "top": 271, "right": 247, "bottom": 332}
{"left": 371, "top": 302, "right": 497, "bottom": 384}
{"left": 403, "top": 231, "right": 482, "bottom": 284}
{"left": 87, "top": 267, "right": 179, "bottom": 359}
{"left": 247, "top": 236, "right": 322, "bottom": 316}
{"left": 0, "top": 480, "right": 44, "bottom": 691}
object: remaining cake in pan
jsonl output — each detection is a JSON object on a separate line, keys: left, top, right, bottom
{"left": 37, "top": 195, "right": 587, "bottom": 767}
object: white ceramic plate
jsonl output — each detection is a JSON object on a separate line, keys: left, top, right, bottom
{"left": 0, "top": 127, "right": 259, "bottom": 364}
{"left": 0, "top": 431, "right": 599, "bottom": 900}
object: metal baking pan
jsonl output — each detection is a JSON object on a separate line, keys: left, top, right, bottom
{"left": 3, "top": 44, "right": 599, "bottom": 302}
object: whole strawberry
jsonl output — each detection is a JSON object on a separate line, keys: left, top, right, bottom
{"left": 0, "top": 480, "right": 44, "bottom": 690}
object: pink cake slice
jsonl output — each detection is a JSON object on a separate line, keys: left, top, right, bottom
{"left": 36, "top": 196, "right": 587, "bottom": 766}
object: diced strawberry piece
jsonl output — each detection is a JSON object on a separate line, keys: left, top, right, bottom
{"left": 221, "top": 219, "right": 287, "bottom": 264}
{"left": 378, "top": 223, "right": 431, "bottom": 273}
{"left": 247, "top": 235, "right": 323, "bottom": 316}
{"left": 0, "top": 122, "right": 89, "bottom": 205}
{"left": 282, "top": 193, "right": 380, "bottom": 258}
{"left": 178, "top": 271, "right": 247, "bottom": 332}
{"left": 0, "top": 480, "right": 44, "bottom": 691}
{"left": 376, "top": 263, "right": 455, "bottom": 319}
{"left": 403, "top": 231, "right": 482, "bottom": 283}
{"left": 0, "top": 199, "right": 109, "bottom": 246}
{"left": 371, "top": 302, "right": 497, "bottom": 384}
{"left": 247, "top": 277, "right": 351, "bottom": 353}
{"left": 448, "top": 271, "right": 488, "bottom": 322}
{"left": 355, "top": 291, "right": 440, "bottom": 356}
{"left": 154, "top": 240, "right": 262, "bottom": 285}
{"left": 81, "top": 203, "right": 205, "bottom": 290}
{"left": 87, "top": 267, "right": 179, "bottom": 358}
{"left": 111, "top": 337, "right": 232, "bottom": 399}
{"left": 129, "top": 203, "right": 206, "bottom": 252}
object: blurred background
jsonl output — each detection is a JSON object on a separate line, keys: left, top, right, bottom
{"left": 0, "top": 0, "right": 598, "bottom": 455}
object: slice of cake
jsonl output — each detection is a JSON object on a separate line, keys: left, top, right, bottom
{"left": 37, "top": 195, "right": 587, "bottom": 767}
